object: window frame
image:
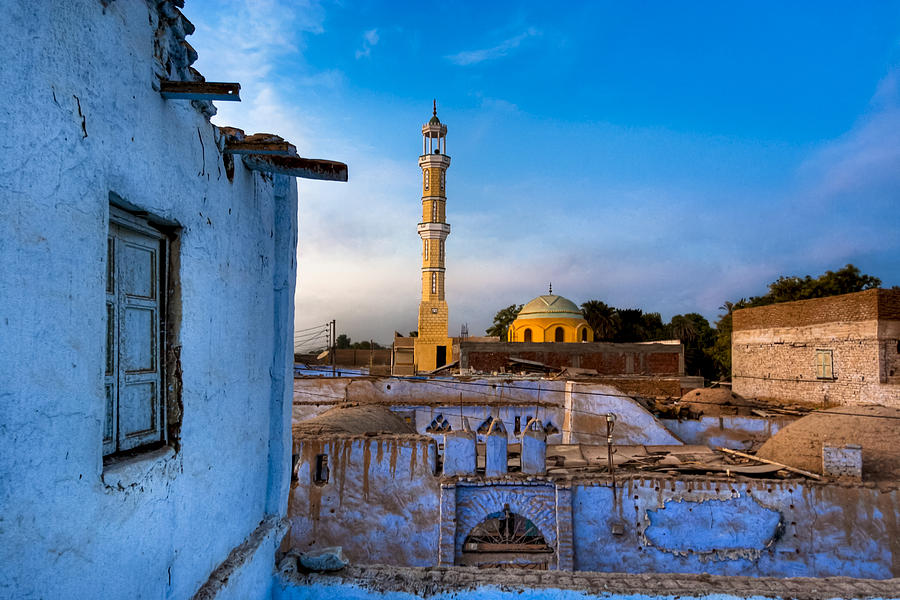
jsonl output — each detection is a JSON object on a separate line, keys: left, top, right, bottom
{"left": 815, "top": 349, "right": 835, "bottom": 380}
{"left": 105, "top": 206, "right": 170, "bottom": 457}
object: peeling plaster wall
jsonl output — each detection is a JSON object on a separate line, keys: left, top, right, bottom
{"left": 289, "top": 436, "right": 442, "bottom": 566}
{"left": 572, "top": 477, "right": 900, "bottom": 579}
{"left": 0, "top": 1, "right": 297, "bottom": 598}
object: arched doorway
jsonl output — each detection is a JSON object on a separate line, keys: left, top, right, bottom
{"left": 554, "top": 327, "right": 565, "bottom": 342}
{"left": 523, "top": 328, "right": 532, "bottom": 342}
{"left": 580, "top": 327, "right": 587, "bottom": 341}
{"left": 461, "top": 504, "right": 553, "bottom": 569}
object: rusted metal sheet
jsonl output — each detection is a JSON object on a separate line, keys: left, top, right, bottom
{"left": 241, "top": 154, "right": 348, "bottom": 182}
{"left": 159, "top": 80, "right": 241, "bottom": 101}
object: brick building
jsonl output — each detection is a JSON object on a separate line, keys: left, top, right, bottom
{"left": 732, "top": 289, "right": 900, "bottom": 407}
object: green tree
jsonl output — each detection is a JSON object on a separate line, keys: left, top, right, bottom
{"left": 614, "top": 308, "right": 646, "bottom": 342}
{"left": 668, "top": 314, "right": 698, "bottom": 343}
{"left": 581, "top": 300, "right": 619, "bottom": 341}
{"left": 713, "top": 264, "right": 881, "bottom": 380}
{"left": 486, "top": 304, "right": 522, "bottom": 340}
{"left": 641, "top": 312, "right": 668, "bottom": 341}
{"left": 336, "top": 334, "right": 351, "bottom": 349}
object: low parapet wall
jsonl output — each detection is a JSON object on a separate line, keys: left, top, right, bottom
{"left": 459, "top": 341, "right": 684, "bottom": 376}
{"left": 275, "top": 564, "right": 900, "bottom": 600}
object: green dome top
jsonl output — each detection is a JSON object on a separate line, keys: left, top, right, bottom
{"left": 429, "top": 115, "right": 441, "bottom": 125}
{"left": 518, "top": 294, "right": 584, "bottom": 320}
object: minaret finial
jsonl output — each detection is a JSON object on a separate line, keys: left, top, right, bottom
{"left": 433, "top": 99, "right": 437, "bottom": 117}
{"left": 549, "top": 282, "right": 552, "bottom": 294}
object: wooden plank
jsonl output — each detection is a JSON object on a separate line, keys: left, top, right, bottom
{"left": 716, "top": 447, "right": 822, "bottom": 480}
{"left": 160, "top": 80, "right": 241, "bottom": 101}
{"left": 225, "top": 133, "right": 297, "bottom": 156}
{"left": 224, "top": 141, "right": 297, "bottom": 156}
{"left": 241, "top": 154, "right": 348, "bottom": 182}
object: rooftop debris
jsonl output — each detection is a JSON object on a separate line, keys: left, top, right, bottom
{"left": 716, "top": 447, "right": 822, "bottom": 480}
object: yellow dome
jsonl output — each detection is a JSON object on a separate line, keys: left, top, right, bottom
{"left": 508, "top": 293, "right": 593, "bottom": 343}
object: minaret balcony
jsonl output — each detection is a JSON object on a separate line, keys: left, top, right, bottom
{"left": 418, "top": 153, "right": 451, "bottom": 169}
{"left": 417, "top": 222, "right": 451, "bottom": 239}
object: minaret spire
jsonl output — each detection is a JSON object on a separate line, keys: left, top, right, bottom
{"left": 433, "top": 99, "right": 437, "bottom": 117}
{"left": 549, "top": 282, "right": 552, "bottom": 294}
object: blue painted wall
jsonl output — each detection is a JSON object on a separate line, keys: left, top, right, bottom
{"left": 0, "top": 1, "right": 297, "bottom": 597}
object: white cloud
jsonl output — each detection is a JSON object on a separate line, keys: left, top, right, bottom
{"left": 798, "top": 67, "right": 900, "bottom": 202}
{"left": 446, "top": 27, "right": 540, "bottom": 66}
{"left": 355, "top": 29, "right": 380, "bottom": 59}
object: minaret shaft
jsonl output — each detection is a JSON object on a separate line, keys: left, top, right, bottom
{"left": 413, "top": 104, "right": 452, "bottom": 372}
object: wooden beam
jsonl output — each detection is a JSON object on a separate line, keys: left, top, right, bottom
{"left": 716, "top": 447, "right": 822, "bottom": 480}
{"left": 160, "top": 81, "right": 241, "bottom": 101}
{"left": 241, "top": 154, "right": 348, "bottom": 182}
{"left": 225, "top": 138, "right": 297, "bottom": 157}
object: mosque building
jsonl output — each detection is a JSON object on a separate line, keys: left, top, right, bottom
{"left": 507, "top": 287, "right": 594, "bottom": 343}
{"left": 413, "top": 102, "right": 454, "bottom": 371}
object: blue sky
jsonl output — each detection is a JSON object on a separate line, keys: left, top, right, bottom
{"left": 186, "top": 0, "right": 900, "bottom": 348}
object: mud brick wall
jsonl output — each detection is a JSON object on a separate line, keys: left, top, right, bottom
{"left": 732, "top": 290, "right": 900, "bottom": 407}
{"left": 459, "top": 342, "right": 683, "bottom": 376}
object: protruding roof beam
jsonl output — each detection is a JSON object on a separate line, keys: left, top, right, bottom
{"left": 241, "top": 155, "right": 348, "bottom": 182}
{"left": 224, "top": 133, "right": 297, "bottom": 156}
{"left": 160, "top": 81, "right": 241, "bottom": 101}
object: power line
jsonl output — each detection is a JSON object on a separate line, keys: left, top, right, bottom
{"left": 292, "top": 367, "right": 900, "bottom": 422}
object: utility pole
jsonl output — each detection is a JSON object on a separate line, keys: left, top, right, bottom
{"left": 331, "top": 319, "right": 336, "bottom": 377}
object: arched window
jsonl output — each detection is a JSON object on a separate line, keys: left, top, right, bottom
{"left": 439, "top": 240, "right": 444, "bottom": 261}
{"left": 463, "top": 504, "right": 551, "bottom": 554}
{"left": 555, "top": 327, "right": 564, "bottom": 342}
{"left": 431, "top": 272, "right": 437, "bottom": 294}
{"left": 432, "top": 201, "right": 438, "bottom": 222}
{"left": 523, "top": 328, "right": 532, "bottom": 343}
{"left": 581, "top": 328, "right": 587, "bottom": 341}
{"left": 424, "top": 170, "right": 430, "bottom": 190}
{"left": 424, "top": 240, "right": 428, "bottom": 260}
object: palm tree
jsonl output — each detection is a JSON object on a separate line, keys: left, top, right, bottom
{"left": 581, "top": 300, "right": 618, "bottom": 341}
{"left": 669, "top": 314, "right": 698, "bottom": 343}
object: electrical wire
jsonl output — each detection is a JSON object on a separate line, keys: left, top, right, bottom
{"left": 291, "top": 366, "right": 900, "bottom": 422}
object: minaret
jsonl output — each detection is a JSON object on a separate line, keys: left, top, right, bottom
{"left": 414, "top": 101, "right": 452, "bottom": 372}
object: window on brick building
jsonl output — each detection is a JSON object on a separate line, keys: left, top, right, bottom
{"left": 424, "top": 240, "right": 428, "bottom": 260}
{"left": 431, "top": 272, "right": 437, "bottom": 294}
{"left": 424, "top": 170, "right": 430, "bottom": 190}
{"left": 816, "top": 349, "right": 834, "bottom": 380}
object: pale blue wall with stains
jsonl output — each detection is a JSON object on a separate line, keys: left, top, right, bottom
{"left": 0, "top": 1, "right": 297, "bottom": 598}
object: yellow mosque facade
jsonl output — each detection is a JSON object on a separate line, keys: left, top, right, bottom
{"left": 508, "top": 291, "right": 594, "bottom": 343}
{"left": 413, "top": 103, "right": 453, "bottom": 371}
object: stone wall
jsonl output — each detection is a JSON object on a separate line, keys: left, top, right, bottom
{"left": 0, "top": 2, "right": 296, "bottom": 597}
{"left": 459, "top": 342, "right": 683, "bottom": 376}
{"left": 275, "top": 564, "right": 900, "bottom": 600}
{"left": 732, "top": 297, "right": 900, "bottom": 407}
